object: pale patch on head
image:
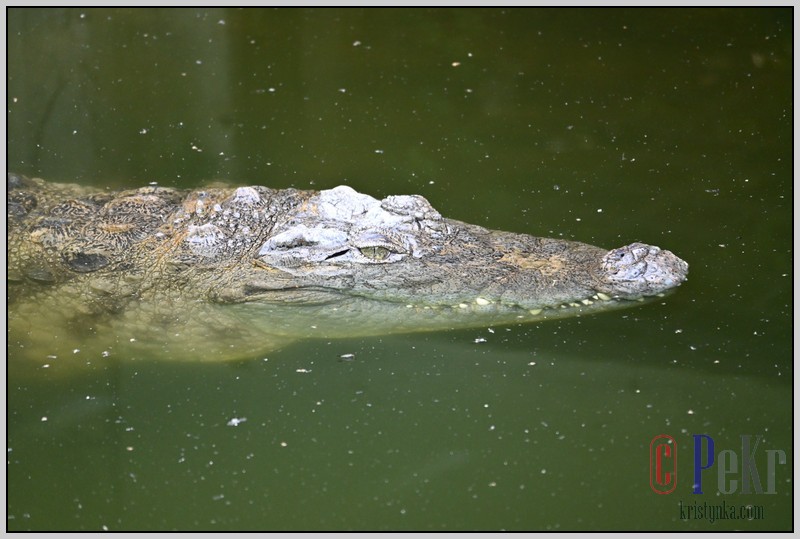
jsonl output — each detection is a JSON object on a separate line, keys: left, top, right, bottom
{"left": 258, "top": 225, "right": 348, "bottom": 264}
{"left": 256, "top": 185, "right": 447, "bottom": 271}
{"left": 315, "top": 185, "right": 377, "bottom": 221}
{"left": 186, "top": 223, "right": 226, "bottom": 257}
{"left": 232, "top": 187, "right": 261, "bottom": 205}
{"left": 311, "top": 185, "right": 440, "bottom": 230}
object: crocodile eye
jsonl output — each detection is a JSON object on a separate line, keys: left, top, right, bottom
{"left": 359, "top": 246, "right": 392, "bottom": 261}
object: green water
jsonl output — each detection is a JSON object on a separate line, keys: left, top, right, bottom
{"left": 7, "top": 8, "right": 792, "bottom": 531}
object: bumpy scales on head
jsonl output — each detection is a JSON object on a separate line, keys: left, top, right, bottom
{"left": 8, "top": 174, "right": 688, "bottom": 369}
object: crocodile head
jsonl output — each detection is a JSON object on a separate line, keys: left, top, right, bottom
{"left": 222, "top": 185, "right": 688, "bottom": 328}
{"left": 8, "top": 177, "right": 688, "bottom": 368}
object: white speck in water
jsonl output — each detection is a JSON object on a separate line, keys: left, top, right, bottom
{"left": 227, "top": 417, "right": 247, "bottom": 427}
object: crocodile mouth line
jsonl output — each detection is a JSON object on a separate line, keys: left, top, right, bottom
{"left": 235, "top": 284, "right": 647, "bottom": 314}
{"left": 392, "top": 290, "right": 659, "bottom": 316}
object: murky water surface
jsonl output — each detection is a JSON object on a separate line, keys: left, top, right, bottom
{"left": 7, "top": 8, "right": 792, "bottom": 530}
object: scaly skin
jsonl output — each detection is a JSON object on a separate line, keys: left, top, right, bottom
{"left": 7, "top": 173, "right": 688, "bottom": 371}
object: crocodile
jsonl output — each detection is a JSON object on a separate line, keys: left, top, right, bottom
{"left": 8, "top": 173, "right": 688, "bottom": 372}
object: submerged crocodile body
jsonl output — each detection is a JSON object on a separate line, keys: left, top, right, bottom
{"left": 8, "top": 173, "right": 688, "bottom": 371}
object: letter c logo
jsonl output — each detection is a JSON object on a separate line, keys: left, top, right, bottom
{"left": 650, "top": 434, "right": 677, "bottom": 494}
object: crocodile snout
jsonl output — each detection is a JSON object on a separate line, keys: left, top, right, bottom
{"left": 599, "top": 242, "right": 688, "bottom": 299}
